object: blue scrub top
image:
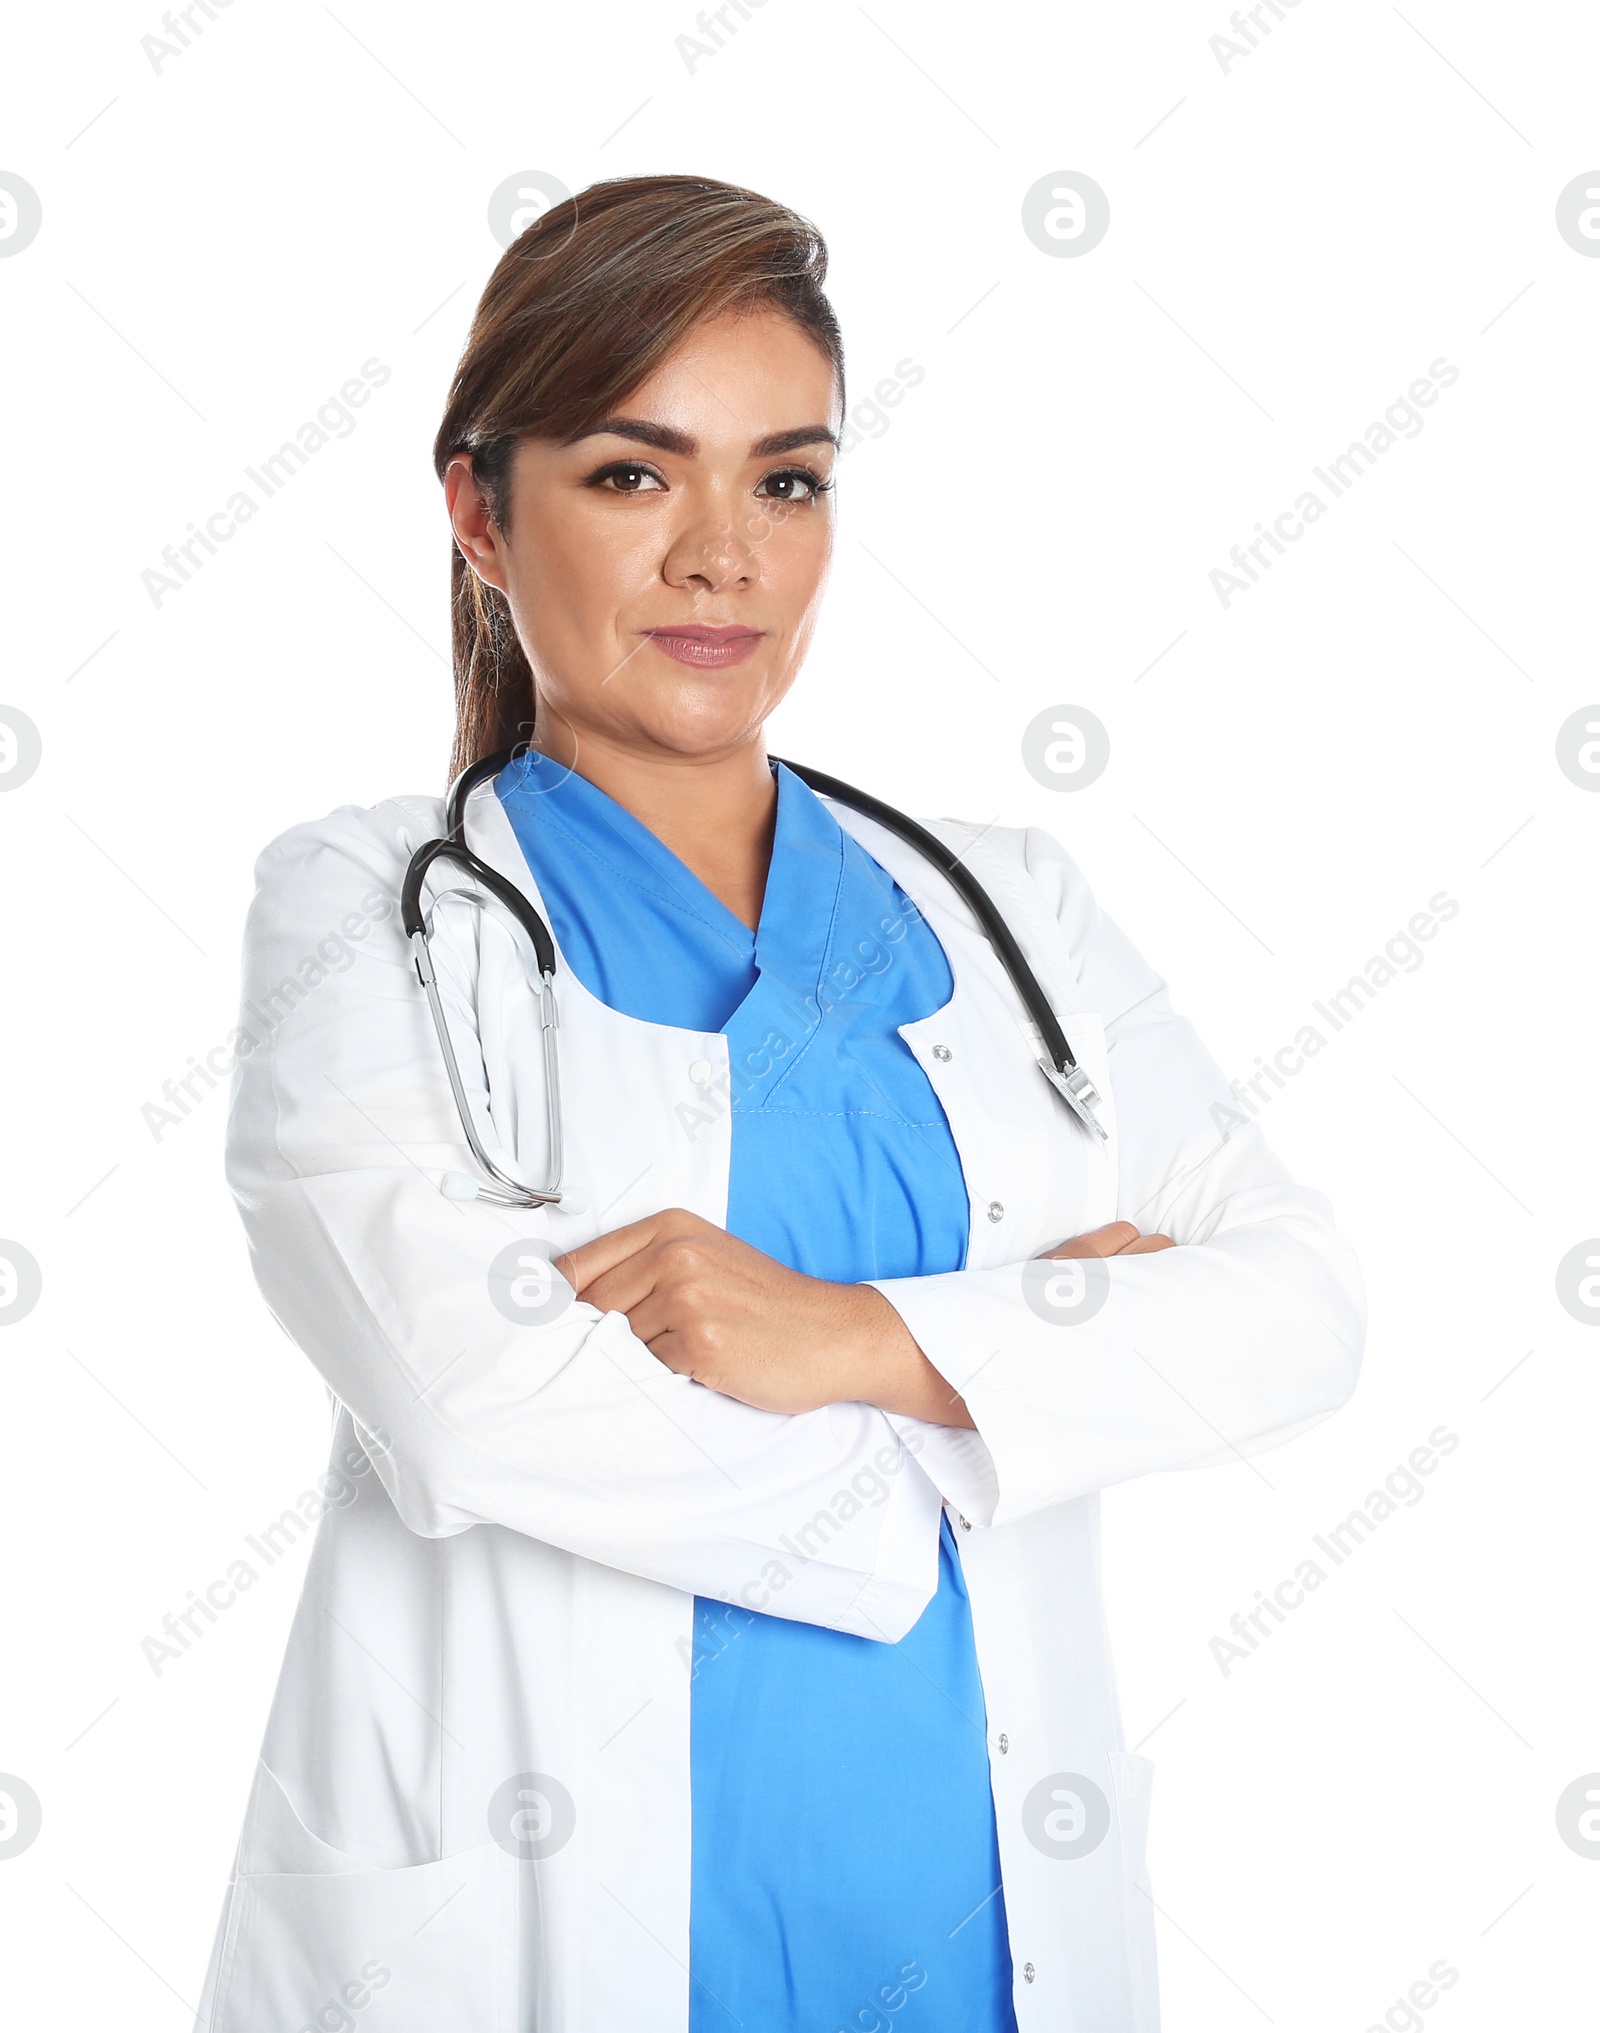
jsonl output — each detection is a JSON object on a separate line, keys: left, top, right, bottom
{"left": 497, "top": 752, "right": 1018, "bottom": 2033}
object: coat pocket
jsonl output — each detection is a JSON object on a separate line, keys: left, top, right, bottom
{"left": 1106, "top": 1748, "right": 1160, "bottom": 2032}
{"left": 202, "top": 1763, "right": 518, "bottom": 2033}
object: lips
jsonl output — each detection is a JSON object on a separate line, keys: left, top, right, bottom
{"left": 641, "top": 626, "right": 764, "bottom": 670}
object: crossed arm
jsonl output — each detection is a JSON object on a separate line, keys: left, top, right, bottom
{"left": 555, "top": 1212, "right": 1175, "bottom": 1430}
{"left": 227, "top": 809, "right": 1363, "bottom": 1640}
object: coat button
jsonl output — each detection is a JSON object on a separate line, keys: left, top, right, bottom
{"left": 986, "top": 1200, "right": 1004, "bottom": 1223}
{"left": 689, "top": 1059, "right": 713, "bottom": 1084}
{"left": 931, "top": 1043, "right": 952, "bottom": 1061}
{"left": 997, "top": 1733, "right": 1009, "bottom": 1753}
{"left": 1023, "top": 1963, "right": 1036, "bottom": 1983}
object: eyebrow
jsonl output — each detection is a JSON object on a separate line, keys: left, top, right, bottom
{"left": 570, "top": 417, "right": 838, "bottom": 458}
{"left": 751, "top": 425, "right": 839, "bottom": 456}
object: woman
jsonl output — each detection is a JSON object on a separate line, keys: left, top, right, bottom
{"left": 197, "top": 175, "right": 1365, "bottom": 2033}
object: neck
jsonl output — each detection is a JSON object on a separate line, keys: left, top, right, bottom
{"left": 530, "top": 724, "right": 778, "bottom": 932}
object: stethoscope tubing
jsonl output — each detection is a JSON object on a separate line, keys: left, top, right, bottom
{"left": 404, "top": 746, "right": 1107, "bottom": 1211}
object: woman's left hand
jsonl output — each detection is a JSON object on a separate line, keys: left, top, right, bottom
{"left": 553, "top": 1208, "right": 975, "bottom": 1426}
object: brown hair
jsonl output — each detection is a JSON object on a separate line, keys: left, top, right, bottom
{"left": 432, "top": 174, "right": 846, "bottom": 781}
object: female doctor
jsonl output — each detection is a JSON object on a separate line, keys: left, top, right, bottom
{"left": 197, "top": 175, "right": 1365, "bottom": 2033}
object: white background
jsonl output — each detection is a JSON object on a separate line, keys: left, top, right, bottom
{"left": 2, "top": 0, "right": 1598, "bottom": 2026}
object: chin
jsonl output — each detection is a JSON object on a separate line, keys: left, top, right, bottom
{"left": 635, "top": 710, "right": 770, "bottom": 761}
{"left": 624, "top": 675, "right": 789, "bottom": 759}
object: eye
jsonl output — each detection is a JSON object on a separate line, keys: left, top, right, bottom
{"left": 587, "top": 460, "right": 667, "bottom": 493}
{"left": 755, "top": 467, "right": 833, "bottom": 503}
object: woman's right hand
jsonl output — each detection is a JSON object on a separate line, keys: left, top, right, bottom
{"left": 1038, "top": 1219, "right": 1175, "bottom": 1260}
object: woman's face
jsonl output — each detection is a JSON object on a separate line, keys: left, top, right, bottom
{"left": 446, "top": 307, "right": 840, "bottom": 764}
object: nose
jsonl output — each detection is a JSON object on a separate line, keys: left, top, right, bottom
{"left": 661, "top": 499, "right": 761, "bottom": 599}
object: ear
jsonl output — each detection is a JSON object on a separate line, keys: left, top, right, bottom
{"left": 444, "top": 454, "right": 509, "bottom": 592}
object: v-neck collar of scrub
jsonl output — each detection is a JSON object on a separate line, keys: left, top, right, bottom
{"left": 497, "top": 752, "right": 847, "bottom": 1009}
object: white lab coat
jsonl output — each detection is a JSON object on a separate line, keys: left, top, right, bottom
{"left": 194, "top": 774, "right": 1365, "bottom": 2033}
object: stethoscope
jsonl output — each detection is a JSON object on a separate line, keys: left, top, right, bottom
{"left": 401, "top": 746, "right": 1108, "bottom": 1211}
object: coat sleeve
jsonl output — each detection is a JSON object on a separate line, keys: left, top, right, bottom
{"left": 868, "top": 825, "right": 1366, "bottom": 1529}
{"left": 224, "top": 803, "right": 944, "bottom": 1642}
